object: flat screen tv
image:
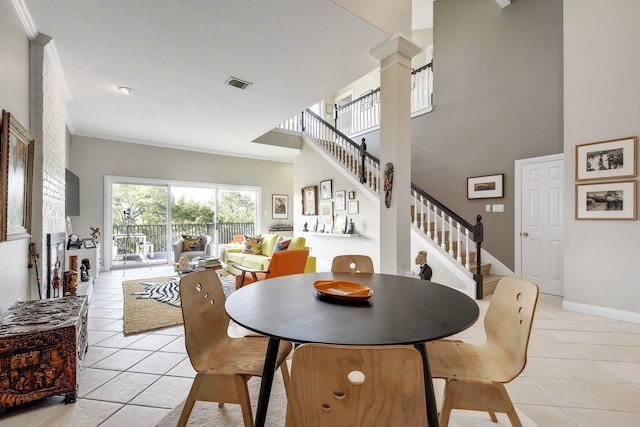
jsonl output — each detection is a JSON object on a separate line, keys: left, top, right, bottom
{"left": 66, "top": 169, "right": 80, "bottom": 216}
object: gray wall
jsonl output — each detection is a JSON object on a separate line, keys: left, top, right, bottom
{"left": 0, "top": 3, "right": 31, "bottom": 313}
{"left": 411, "top": 0, "right": 564, "bottom": 269}
{"left": 69, "top": 135, "right": 293, "bottom": 270}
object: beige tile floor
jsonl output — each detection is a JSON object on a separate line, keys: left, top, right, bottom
{"left": 1, "top": 265, "right": 639, "bottom": 426}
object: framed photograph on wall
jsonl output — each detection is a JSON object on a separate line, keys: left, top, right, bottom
{"left": 467, "top": 174, "right": 504, "bottom": 199}
{"left": 301, "top": 186, "right": 317, "bottom": 215}
{"left": 335, "top": 190, "right": 346, "bottom": 211}
{"left": 320, "top": 179, "right": 333, "bottom": 200}
{"left": 0, "top": 110, "right": 34, "bottom": 241}
{"left": 575, "top": 136, "right": 637, "bottom": 181}
{"left": 319, "top": 201, "right": 333, "bottom": 221}
{"left": 272, "top": 194, "right": 288, "bottom": 219}
{"left": 348, "top": 191, "right": 356, "bottom": 200}
{"left": 575, "top": 180, "right": 637, "bottom": 220}
{"left": 348, "top": 200, "right": 359, "bottom": 214}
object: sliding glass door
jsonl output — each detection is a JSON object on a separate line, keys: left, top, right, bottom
{"left": 105, "top": 176, "right": 260, "bottom": 271}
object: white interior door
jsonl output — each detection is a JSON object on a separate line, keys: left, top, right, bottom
{"left": 515, "top": 154, "right": 564, "bottom": 296}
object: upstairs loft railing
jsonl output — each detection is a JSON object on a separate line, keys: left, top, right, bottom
{"left": 334, "top": 62, "right": 433, "bottom": 137}
{"left": 282, "top": 109, "right": 486, "bottom": 298}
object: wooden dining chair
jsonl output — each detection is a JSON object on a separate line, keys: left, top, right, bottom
{"left": 285, "top": 344, "right": 427, "bottom": 426}
{"left": 232, "top": 249, "right": 309, "bottom": 288}
{"left": 426, "top": 276, "right": 539, "bottom": 427}
{"left": 178, "top": 269, "right": 293, "bottom": 427}
{"left": 330, "top": 254, "right": 374, "bottom": 273}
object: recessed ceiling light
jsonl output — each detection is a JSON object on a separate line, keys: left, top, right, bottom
{"left": 225, "top": 77, "right": 252, "bottom": 90}
{"left": 118, "top": 86, "right": 135, "bottom": 95}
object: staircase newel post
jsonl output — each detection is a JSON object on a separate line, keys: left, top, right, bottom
{"left": 360, "top": 138, "right": 367, "bottom": 184}
{"left": 473, "top": 214, "right": 484, "bottom": 299}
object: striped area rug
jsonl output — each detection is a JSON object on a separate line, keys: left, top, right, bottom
{"left": 122, "top": 272, "right": 235, "bottom": 335}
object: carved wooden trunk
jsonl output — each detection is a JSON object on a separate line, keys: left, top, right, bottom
{"left": 0, "top": 296, "right": 88, "bottom": 410}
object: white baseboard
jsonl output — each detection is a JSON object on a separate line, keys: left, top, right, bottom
{"left": 562, "top": 300, "right": 640, "bottom": 324}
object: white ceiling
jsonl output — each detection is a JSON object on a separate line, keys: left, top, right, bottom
{"left": 19, "top": 0, "right": 432, "bottom": 162}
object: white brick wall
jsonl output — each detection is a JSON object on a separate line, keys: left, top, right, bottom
{"left": 30, "top": 35, "right": 67, "bottom": 299}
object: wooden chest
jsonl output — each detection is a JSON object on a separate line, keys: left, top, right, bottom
{"left": 0, "top": 296, "right": 88, "bottom": 409}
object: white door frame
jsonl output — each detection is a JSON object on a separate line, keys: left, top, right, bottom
{"left": 514, "top": 153, "right": 564, "bottom": 278}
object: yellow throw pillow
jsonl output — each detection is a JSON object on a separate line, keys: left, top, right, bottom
{"left": 182, "top": 235, "right": 203, "bottom": 251}
{"left": 242, "top": 235, "right": 263, "bottom": 255}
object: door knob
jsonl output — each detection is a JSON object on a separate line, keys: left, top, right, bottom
{"left": 521, "top": 232, "right": 529, "bottom": 237}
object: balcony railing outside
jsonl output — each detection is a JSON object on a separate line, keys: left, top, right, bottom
{"left": 112, "top": 222, "right": 255, "bottom": 257}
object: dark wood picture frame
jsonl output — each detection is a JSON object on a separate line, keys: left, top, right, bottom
{"left": 1, "top": 110, "right": 34, "bottom": 241}
{"left": 467, "top": 173, "right": 504, "bottom": 199}
{"left": 302, "top": 186, "right": 318, "bottom": 216}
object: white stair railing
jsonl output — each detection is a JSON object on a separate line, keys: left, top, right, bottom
{"left": 335, "top": 62, "right": 433, "bottom": 137}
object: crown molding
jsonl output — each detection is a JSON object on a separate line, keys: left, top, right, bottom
{"left": 370, "top": 34, "right": 423, "bottom": 61}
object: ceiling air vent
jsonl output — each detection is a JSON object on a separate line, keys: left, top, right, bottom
{"left": 225, "top": 77, "right": 252, "bottom": 90}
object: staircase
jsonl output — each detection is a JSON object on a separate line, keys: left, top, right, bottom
{"left": 281, "top": 109, "right": 504, "bottom": 299}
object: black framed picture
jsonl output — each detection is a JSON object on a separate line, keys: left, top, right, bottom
{"left": 272, "top": 194, "right": 288, "bottom": 219}
{"left": 320, "top": 179, "right": 333, "bottom": 200}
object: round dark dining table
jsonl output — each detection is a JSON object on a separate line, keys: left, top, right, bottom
{"left": 225, "top": 271, "right": 480, "bottom": 427}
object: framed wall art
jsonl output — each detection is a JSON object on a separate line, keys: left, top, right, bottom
{"left": 1, "top": 110, "right": 34, "bottom": 241}
{"left": 301, "top": 186, "right": 317, "bottom": 215}
{"left": 319, "top": 201, "right": 333, "bottom": 221}
{"left": 348, "top": 191, "right": 356, "bottom": 199}
{"left": 320, "top": 179, "right": 333, "bottom": 200}
{"left": 348, "top": 200, "right": 359, "bottom": 214}
{"left": 467, "top": 173, "right": 504, "bottom": 199}
{"left": 333, "top": 215, "right": 347, "bottom": 234}
{"left": 575, "top": 136, "right": 637, "bottom": 181}
{"left": 575, "top": 180, "right": 636, "bottom": 220}
{"left": 272, "top": 194, "right": 288, "bottom": 219}
{"left": 335, "top": 190, "right": 346, "bottom": 211}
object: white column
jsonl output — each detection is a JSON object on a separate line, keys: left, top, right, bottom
{"left": 371, "top": 35, "right": 422, "bottom": 275}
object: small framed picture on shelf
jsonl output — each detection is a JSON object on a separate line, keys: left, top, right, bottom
{"left": 82, "top": 238, "right": 96, "bottom": 249}
{"left": 335, "top": 190, "right": 346, "bottom": 211}
{"left": 309, "top": 217, "right": 318, "bottom": 232}
{"left": 320, "top": 179, "right": 333, "bottom": 200}
{"left": 333, "top": 215, "right": 347, "bottom": 234}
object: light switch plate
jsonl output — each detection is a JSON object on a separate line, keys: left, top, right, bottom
{"left": 486, "top": 204, "right": 491, "bottom": 212}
